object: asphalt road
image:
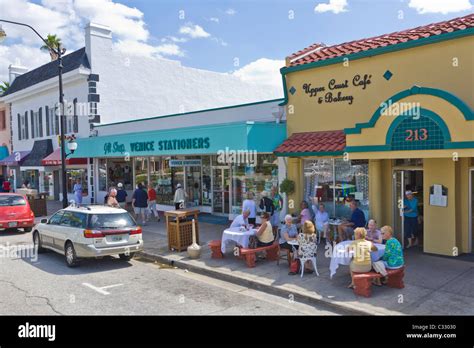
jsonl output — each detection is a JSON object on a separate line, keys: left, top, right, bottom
{"left": 0, "top": 229, "right": 342, "bottom": 315}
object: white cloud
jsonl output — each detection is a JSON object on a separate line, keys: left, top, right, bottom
{"left": 211, "top": 37, "right": 228, "bottom": 46}
{"left": 233, "top": 58, "right": 284, "bottom": 89}
{"left": 209, "top": 17, "right": 220, "bottom": 23}
{"left": 161, "top": 36, "right": 188, "bottom": 43}
{"left": 114, "top": 40, "right": 184, "bottom": 58}
{"left": 0, "top": 0, "right": 187, "bottom": 81}
{"left": 225, "top": 8, "right": 237, "bottom": 15}
{"left": 314, "top": 0, "right": 348, "bottom": 14}
{"left": 408, "top": 0, "right": 472, "bottom": 14}
{"left": 179, "top": 23, "right": 211, "bottom": 39}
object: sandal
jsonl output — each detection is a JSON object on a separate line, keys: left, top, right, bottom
{"left": 372, "top": 280, "right": 383, "bottom": 287}
{"left": 347, "top": 284, "right": 355, "bottom": 289}
{"left": 288, "top": 271, "right": 297, "bottom": 276}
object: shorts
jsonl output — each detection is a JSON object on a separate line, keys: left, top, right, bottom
{"left": 344, "top": 226, "right": 355, "bottom": 239}
{"left": 134, "top": 207, "right": 146, "bottom": 215}
{"left": 350, "top": 261, "right": 372, "bottom": 273}
{"left": 404, "top": 216, "right": 418, "bottom": 238}
{"left": 257, "top": 240, "right": 273, "bottom": 248}
{"left": 279, "top": 242, "right": 299, "bottom": 251}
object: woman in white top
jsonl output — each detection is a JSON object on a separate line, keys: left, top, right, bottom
{"left": 242, "top": 192, "right": 257, "bottom": 226}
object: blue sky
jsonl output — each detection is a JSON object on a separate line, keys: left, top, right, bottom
{"left": 0, "top": 0, "right": 473, "bottom": 85}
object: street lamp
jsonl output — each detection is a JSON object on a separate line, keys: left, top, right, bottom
{"left": 66, "top": 137, "right": 78, "bottom": 157}
{"left": 0, "top": 19, "right": 70, "bottom": 208}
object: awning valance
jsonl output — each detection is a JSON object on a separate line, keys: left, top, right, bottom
{"left": 0, "top": 150, "right": 30, "bottom": 166}
{"left": 274, "top": 130, "right": 346, "bottom": 157}
{"left": 42, "top": 148, "right": 88, "bottom": 166}
{"left": 72, "top": 121, "right": 287, "bottom": 158}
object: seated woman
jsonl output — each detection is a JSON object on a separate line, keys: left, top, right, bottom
{"left": 298, "top": 220, "right": 317, "bottom": 273}
{"left": 255, "top": 212, "right": 275, "bottom": 248}
{"left": 346, "top": 227, "right": 378, "bottom": 289}
{"left": 297, "top": 201, "right": 312, "bottom": 230}
{"left": 366, "top": 219, "right": 382, "bottom": 244}
{"left": 279, "top": 214, "right": 298, "bottom": 262}
{"left": 373, "top": 225, "right": 404, "bottom": 286}
{"left": 314, "top": 203, "right": 330, "bottom": 243}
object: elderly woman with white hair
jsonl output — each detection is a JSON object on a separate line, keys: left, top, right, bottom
{"left": 107, "top": 188, "right": 120, "bottom": 208}
{"left": 278, "top": 214, "right": 299, "bottom": 264}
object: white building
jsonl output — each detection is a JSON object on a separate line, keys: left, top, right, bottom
{"left": 0, "top": 22, "right": 282, "bottom": 201}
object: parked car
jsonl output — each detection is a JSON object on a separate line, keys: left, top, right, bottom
{"left": 0, "top": 193, "right": 35, "bottom": 232}
{"left": 33, "top": 205, "right": 143, "bottom": 267}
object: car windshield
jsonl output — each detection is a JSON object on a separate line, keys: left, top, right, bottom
{"left": 88, "top": 213, "right": 136, "bottom": 229}
{"left": 0, "top": 196, "right": 27, "bottom": 206}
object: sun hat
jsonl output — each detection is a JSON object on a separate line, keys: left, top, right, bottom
{"left": 117, "top": 183, "right": 123, "bottom": 188}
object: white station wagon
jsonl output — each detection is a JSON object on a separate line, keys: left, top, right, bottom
{"left": 33, "top": 205, "right": 144, "bottom": 267}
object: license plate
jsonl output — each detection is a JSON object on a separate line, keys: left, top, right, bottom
{"left": 111, "top": 236, "right": 122, "bottom": 241}
{"left": 8, "top": 222, "right": 18, "bottom": 227}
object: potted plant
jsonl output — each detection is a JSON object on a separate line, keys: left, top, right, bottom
{"left": 279, "top": 179, "right": 295, "bottom": 214}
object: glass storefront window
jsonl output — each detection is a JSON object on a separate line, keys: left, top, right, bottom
{"left": 150, "top": 157, "right": 172, "bottom": 205}
{"left": 232, "top": 154, "right": 279, "bottom": 215}
{"left": 202, "top": 156, "right": 212, "bottom": 206}
{"left": 304, "top": 159, "right": 369, "bottom": 220}
{"left": 98, "top": 159, "right": 107, "bottom": 191}
{"left": 185, "top": 156, "right": 202, "bottom": 207}
{"left": 134, "top": 157, "right": 148, "bottom": 188}
{"left": 21, "top": 170, "right": 39, "bottom": 189}
{"left": 107, "top": 159, "right": 133, "bottom": 190}
{"left": 66, "top": 169, "right": 88, "bottom": 195}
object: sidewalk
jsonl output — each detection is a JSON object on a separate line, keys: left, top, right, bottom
{"left": 45, "top": 202, "right": 474, "bottom": 315}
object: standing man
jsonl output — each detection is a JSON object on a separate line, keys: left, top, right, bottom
{"left": 173, "top": 183, "right": 187, "bottom": 210}
{"left": 132, "top": 183, "right": 148, "bottom": 226}
{"left": 338, "top": 200, "right": 366, "bottom": 241}
{"left": 403, "top": 190, "right": 418, "bottom": 248}
{"left": 116, "top": 183, "right": 128, "bottom": 209}
{"left": 73, "top": 179, "right": 83, "bottom": 204}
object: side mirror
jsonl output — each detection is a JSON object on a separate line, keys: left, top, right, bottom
{"left": 41, "top": 218, "right": 48, "bottom": 224}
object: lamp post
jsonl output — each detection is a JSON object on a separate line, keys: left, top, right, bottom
{"left": 0, "top": 19, "right": 70, "bottom": 208}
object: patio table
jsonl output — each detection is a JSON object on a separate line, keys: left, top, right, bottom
{"left": 329, "top": 240, "right": 385, "bottom": 279}
{"left": 221, "top": 227, "right": 256, "bottom": 254}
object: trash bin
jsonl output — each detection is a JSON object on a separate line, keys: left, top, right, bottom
{"left": 26, "top": 193, "right": 48, "bottom": 217}
{"left": 165, "top": 209, "right": 200, "bottom": 251}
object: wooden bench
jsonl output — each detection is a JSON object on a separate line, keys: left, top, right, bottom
{"left": 352, "top": 266, "right": 405, "bottom": 297}
{"left": 208, "top": 240, "right": 224, "bottom": 259}
{"left": 238, "top": 242, "right": 279, "bottom": 268}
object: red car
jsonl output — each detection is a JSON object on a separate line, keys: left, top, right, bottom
{"left": 0, "top": 193, "right": 35, "bottom": 232}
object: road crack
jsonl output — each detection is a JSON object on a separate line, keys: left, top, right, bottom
{"left": 0, "top": 279, "right": 63, "bottom": 315}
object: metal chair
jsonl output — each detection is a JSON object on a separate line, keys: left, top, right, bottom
{"left": 296, "top": 233, "right": 319, "bottom": 277}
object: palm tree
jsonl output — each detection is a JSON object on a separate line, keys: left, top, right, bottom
{"left": 0, "top": 81, "right": 10, "bottom": 94}
{"left": 40, "top": 34, "right": 62, "bottom": 61}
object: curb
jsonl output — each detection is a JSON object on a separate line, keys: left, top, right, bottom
{"left": 138, "top": 250, "right": 382, "bottom": 316}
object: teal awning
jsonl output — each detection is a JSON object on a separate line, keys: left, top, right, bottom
{"left": 72, "top": 121, "right": 286, "bottom": 158}
{"left": 0, "top": 146, "right": 9, "bottom": 161}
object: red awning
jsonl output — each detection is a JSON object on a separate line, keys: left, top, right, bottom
{"left": 274, "top": 130, "right": 346, "bottom": 156}
{"left": 42, "top": 148, "right": 87, "bottom": 166}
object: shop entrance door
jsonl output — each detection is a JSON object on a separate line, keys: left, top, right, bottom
{"left": 393, "top": 169, "right": 424, "bottom": 248}
{"left": 212, "top": 167, "right": 230, "bottom": 215}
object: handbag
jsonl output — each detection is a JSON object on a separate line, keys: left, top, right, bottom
{"left": 289, "top": 258, "right": 301, "bottom": 274}
{"left": 248, "top": 235, "right": 258, "bottom": 249}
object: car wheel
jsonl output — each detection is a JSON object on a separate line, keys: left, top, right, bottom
{"left": 119, "top": 252, "right": 135, "bottom": 261}
{"left": 24, "top": 227, "right": 32, "bottom": 232}
{"left": 65, "top": 242, "right": 80, "bottom": 267}
{"left": 33, "top": 231, "right": 45, "bottom": 254}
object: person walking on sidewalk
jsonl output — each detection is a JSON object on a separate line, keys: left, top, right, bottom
{"left": 132, "top": 183, "right": 148, "bottom": 225}
{"left": 173, "top": 183, "right": 187, "bottom": 210}
{"left": 403, "top": 190, "right": 419, "bottom": 248}
{"left": 73, "top": 179, "right": 83, "bottom": 204}
{"left": 116, "top": 183, "right": 128, "bottom": 209}
{"left": 147, "top": 184, "right": 160, "bottom": 222}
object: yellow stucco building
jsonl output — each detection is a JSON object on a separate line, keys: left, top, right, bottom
{"left": 275, "top": 14, "right": 474, "bottom": 256}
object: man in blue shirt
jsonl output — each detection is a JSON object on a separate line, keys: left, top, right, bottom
{"left": 403, "top": 190, "right": 418, "bottom": 248}
{"left": 338, "top": 200, "right": 366, "bottom": 241}
{"left": 132, "top": 183, "right": 148, "bottom": 226}
{"left": 116, "top": 183, "right": 128, "bottom": 209}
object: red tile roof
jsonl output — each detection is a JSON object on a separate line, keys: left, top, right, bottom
{"left": 288, "top": 13, "right": 474, "bottom": 67}
{"left": 274, "top": 130, "right": 346, "bottom": 155}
